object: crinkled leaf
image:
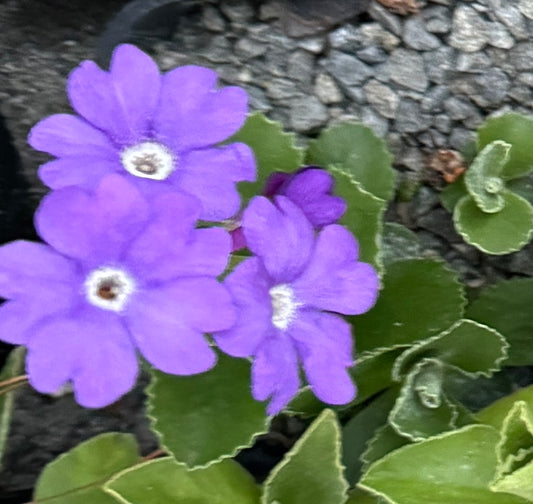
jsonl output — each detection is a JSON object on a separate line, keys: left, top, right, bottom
{"left": 352, "top": 259, "right": 465, "bottom": 355}
{"left": 262, "top": 409, "right": 348, "bottom": 504}
{"left": 454, "top": 192, "right": 533, "bottom": 255}
{"left": 359, "top": 425, "right": 530, "bottom": 504}
{"left": 0, "top": 346, "right": 24, "bottom": 469}
{"left": 381, "top": 222, "right": 422, "bottom": 266}
{"left": 147, "top": 353, "right": 268, "bottom": 468}
{"left": 330, "top": 166, "right": 386, "bottom": 272}
{"left": 441, "top": 175, "right": 468, "bottom": 212}
{"left": 306, "top": 122, "right": 395, "bottom": 201}
{"left": 346, "top": 488, "right": 385, "bottom": 504}
{"left": 477, "top": 112, "right": 533, "bottom": 180}
{"left": 389, "top": 359, "right": 459, "bottom": 441}
{"left": 491, "top": 462, "right": 533, "bottom": 502}
{"left": 342, "top": 389, "right": 399, "bottom": 485}
{"left": 33, "top": 433, "right": 140, "bottom": 504}
{"left": 231, "top": 112, "right": 304, "bottom": 203}
{"left": 392, "top": 319, "right": 508, "bottom": 381}
{"left": 465, "top": 141, "right": 511, "bottom": 213}
{"left": 105, "top": 457, "right": 260, "bottom": 504}
{"left": 361, "top": 424, "right": 410, "bottom": 472}
{"left": 467, "top": 278, "right": 533, "bottom": 365}
{"left": 477, "top": 384, "right": 533, "bottom": 429}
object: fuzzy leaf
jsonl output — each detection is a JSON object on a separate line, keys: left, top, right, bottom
{"left": 330, "top": 166, "right": 386, "bottom": 271}
{"left": 147, "top": 353, "right": 268, "bottom": 468}
{"left": 477, "top": 112, "right": 533, "bottom": 180}
{"left": 262, "top": 409, "right": 348, "bottom": 504}
{"left": 361, "top": 424, "right": 410, "bottom": 471}
{"left": 477, "top": 384, "right": 533, "bottom": 429}
{"left": 0, "top": 346, "right": 24, "bottom": 469}
{"left": 454, "top": 192, "right": 533, "bottom": 255}
{"left": 306, "top": 122, "right": 395, "bottom": 201}
{"left": 465, "top": 141, "right": 511, "bottom": 213}
{"left": 352, "top": 259, "right": 465, "bottom": 355}
{"left": 381, "top": 222, "right": 422, "bottom": 266}
{"left": 359, "top": 425, "right": 530, "bottom": 504}
{"left": 105, "top": 457, "right": 260, "bottom": 504}
{"left": 33, "top": 433, "right": 140, "bottom": 504}
{"left": 231, "top": 112, "right": 304, "bottom": 203}
{"left": 467, "top": 278, "right": 533, "bottom": 366}
{"left": 346, "top": 488, "right": 385, "bottom": 504}
{"left": 392, "top": 319, "right": 508, "bottom": 380}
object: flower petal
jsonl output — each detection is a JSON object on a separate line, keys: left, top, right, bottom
{"left": 175, "top": 144, "right": 256, "bottom": 221}
{"left": 154, "top": 66, "right": 248, "bottom": 150}
{"left": 126, "top": 282, "right": 227, "bottom": 375}
{"left": 109, "top": 44, "right": 161, "bottom": 139}
{"left": 39, "top": 157, "right": 120, "bottom": 190}
{"left": 283, "top": 168, "right": 347, "bottom": 227}
{"left": 213, "top": 257, "right": 272, "bottom": 357}
{"left": 27, "top": 310, "right": 138, "bottom": 408}
{"left": 252, "top": 332, "right": 300, "bottom": 416}
{"left": 290, "top": 310, "right": 356, "bottom": 405}
{"left": 36, "top": 175, "right": 149, "bottom": 264}
{"left": 292, "top": 224, "right": 379, "bottom": 315}
{"left": 242, "top": 196, "right": 314, "bottom": 283}
{"left": 28, "top": 114, "right": 116, "bottom": 158}
{"left": 0, "top": 241, "right": 78, "bottom": 298}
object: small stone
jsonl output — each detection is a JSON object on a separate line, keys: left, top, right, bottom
{"left": 395, "top": 99, "right": 432, "bottom": 133}
{"left": 323, "top": 51, "right": 374, "bottom": 89}
{"left": 314, "top": 73, "right": 343, "bottom": 104}
{"left": 410, "top": 185, "right": 440, "bottom": 219}
{"left": 200, "top": 35, "right": 235, "bottom": 64}
{"left": 359, "top": 23, "right": 401, "bottom": 51}
{"left": 385, "top": 48, "right": 428, "bottom": 92}
{"left": 433, "top": 114, "right": 452, "bottom": 134}
{"left": 368, "top": 1, "right": 403, "bottom": 36}
{"left": 265, "top": 78, "right": 301, "bottom": 100}
{"left": 356, "top": 46, "right": 388, "bottom": 64}
{"left": 509, "top": 85, "right": 533, "bottom": 104}
{"left": 421, "top": 85, "right": 450, "bottom": 112}
{"left": 328, "top": 24, "right": 361, "bottom": 52}
{"left": 287, "top": 50, "right": 315, "bottom": 87}
{"left": 400, "top": 147, "right": 427, "bottom": 175}
{"left": 494, "top": 6, "right": 529, "bottom": 40}
{"left": 423, "top": 6, "right": 452, "bottom": 34}
{"left": 444, "top": 96, "right": 479, "bottom": 121}
{"left": 510, "top": 42, "right": 533, "bottom": 71}
{"left": 424, "top": 46, "right": 456, "bottom": 84}
{"left": 297, "top": 36, "right": 326, "bottom": 54}
{"left": 202, "top": 5, "right": 226, "bottom": 32}
{"left": 361, "top": 108, "right": 389, "bottom": 137}
{"left": 403, "top": 16, "right": 441, "bottom": 51}
{"left": 220, "top": 0, "right": 255, "bottom": 24}
{"left": 418, "top": 208, "right": 463, "bottom": 243}
{"left": 449, "top": 5, "right": 490, "bottom": 52}
{"left": 519, "top": 72, "right": 533, "bottom": 87}
{"left": 472, "top": 67, "right": 511, "bottom": 106}
{"left": 519, "top": 0, "right": 533, "bottom": 19}
{"left": 245, "top": 85, "right": 272, "bottom": 112}
{"left": 259, "top": 0, "right": 282, "bottom": 21}
{"left": 235, "top": 38, "right": 267, "bottom": 59}
{"left": 456, "top": 51, "right": 491, "bottom": 73}
{"left": 289, "top": 96, "right": 328, "bottom": 133}
{"left": 487, "top": 23, "right": 514, "bottom": 49}
{"left": 363, "top": 79, "right": 399, "bottom": 119}
{"left": 449, "top": 127, "right": 475, "bottom": 150}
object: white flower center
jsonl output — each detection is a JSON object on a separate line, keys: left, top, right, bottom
{"left": 84, "top": 267, "right": 136, "bottom": 312}
{"left": 120, "top": 141, "right": 175, "bottom": 180}
{"left": 269, "top": 284, "right": 301, "bottom": 330}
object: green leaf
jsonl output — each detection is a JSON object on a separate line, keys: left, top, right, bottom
{"left": 381, "top": 222, "right": 423, "bottom": 266}
{"left": 33, "top": 433, "right": 140, "bottom": 504}
{"left": 477, "top": 112, "right": 533, "bottom": 180}
{"left": 342, "top": 389, "right": 399, "bottom": 485}
{"left": 105, "top": 457, "right": 260, "bottom": 504}
{"left": 147, "top": 353, "right": 268, "bottom": 468}
{"left": 389, "top": 359, "right": 459, "bottom": 441}
{"left": 262, "top": 409, "right": 348, "bottom": 504}
{"left": 352, "top": 259, "right": 465, "bottom": 355}
{"left": 467, "top": 278, "right": 533, "bottom": 365}
{"left": 465, "top": 141, "right": 511, "bottom": 213}
{"left": 361, "top": 424, "right": 410, "bottom": 472}
{"left": 231, "top": 112, "right": 304, "bottom": 203}
{"left": 359, "top": 425, "right": 530, "bottom": 504}
{"left": 454, "top": 192, "right": 533, "bottom": 255}
{"left": 491, "top": 462, "right": 533, "bottom": 501}
{"left": 306, "top": 122, "right": 396, "bottom": 201}
{"left": 0, "top": 347, "right": 25, "bottom": 469}
{"left": 346, "top": 488, "right": 385, "bottom": 504}
{"left": 477, "top": 384, "right": 533, "bottom": 429}
{"left": 330, "top": 166, "right": 386, "bottom": 271}
{"left": 440, "top": 175, "right": 468, "bottom": 213}
{"left": 392, "top": 319, "right": 508, "bottom": 380}
{"left": 507, "top": 175, "right": 533, "bottom": 206}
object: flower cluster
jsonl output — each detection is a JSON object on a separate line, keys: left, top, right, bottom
{"left": 0, "top": 44, "right": 379, "bottom": 414}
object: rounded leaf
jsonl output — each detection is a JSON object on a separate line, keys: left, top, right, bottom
{"left": 454, "top": 192, "right": 533, "bottom": 255}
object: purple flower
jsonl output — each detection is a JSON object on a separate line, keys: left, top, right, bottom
{"left": 213, "top": 195, "right": 379, "bottom": 415}
{"left": 28, "top": 44, "right": 256, "bottom": 221}
{"left": 263, "top": 167, "right": 346, "bottom": 227}
{"left": 0, "top": 175, "right": 235, "bottom": 408}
